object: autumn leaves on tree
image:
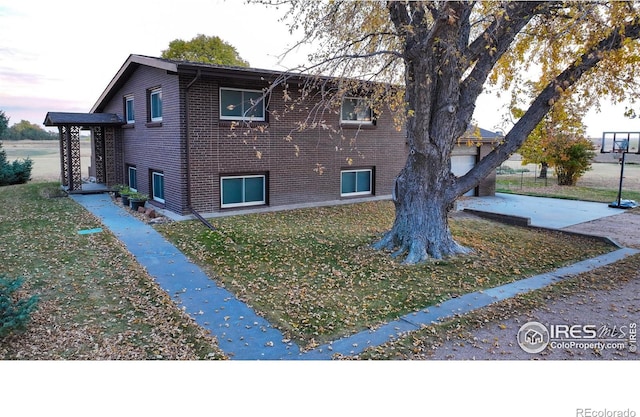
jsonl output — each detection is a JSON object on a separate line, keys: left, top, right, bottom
{"left": 255, "top": 1, "right": 640, "bottom": 263}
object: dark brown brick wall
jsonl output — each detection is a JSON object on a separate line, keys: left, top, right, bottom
{"left": 184, "top": 74, "right": 410, "bottom": 214}
{"left": 99, "top": 63, "right": 495, "bottom": 215}
{"left": 101, "top": 65, "right": 186, "bottom": 214}
{"left": 478, "top": 142, "right": 497, "bottom": 196}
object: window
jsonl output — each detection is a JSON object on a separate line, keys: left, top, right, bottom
{"left": 341, "top": 97, "right": 373, "bottom": 124}
{"left": 221, "top": 175, "right": 266, "bottom": 208}
{"left": 124, "top": 96, "right": 134, "bottom": 124}
{"left": 341, "top": 169, "right": 372, "bottom": 196}
{"left": 151, "top": 171, "right": 165, "bottom": 203}
{"left": 220, "top": 88, "right": 265, "bottom": 121}
{"left": 149, "top": 88, "right": 162, "bottom": 122}
{"left": 128, "top": 166, "right": 137, "bottom": 191}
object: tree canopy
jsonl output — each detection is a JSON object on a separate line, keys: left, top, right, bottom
{"left": 253, "top": 1, "right": 640, "bottom": 263}
{"left": 0, "top": 111, "right": 9, "bottom": 139}
{"left": 0, "top": 114, "right": 57, "bottom": 141}
{"left": 161, "top": 34, "right": 250, "bottom": 67}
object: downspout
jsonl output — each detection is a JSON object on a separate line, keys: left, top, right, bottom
{"left": 184, "top": 69, "right": 216, "bottom": 231}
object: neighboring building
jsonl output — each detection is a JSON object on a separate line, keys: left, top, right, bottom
{"left": 45, "top": 54, "right": 497, "bottom": 216}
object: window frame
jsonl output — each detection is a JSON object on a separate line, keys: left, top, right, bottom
{"left": 220, "top": 174, "right": 266, "bottom": 208}
{"left": 149, "top": 88, "right": 162, "bottom": 123}
{"left": 124, "top": 95, "right": 135, "bottom": 124}
{"left": 340, "top": 168, "right": 373, "bottom": 197}
{"left": 340, "top": 97, "right": 373, "bottom": 125}
{"left": 127, "top": 165, "right": 137, "bottom": 192}
{"left": 219, "top": 87, "right": 266, "bottom": 122}
{"left": 151, "top": 170, "right": 165, "bottom": 203}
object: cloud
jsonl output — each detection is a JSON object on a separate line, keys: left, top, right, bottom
{"left": 1, "top": 94, "right": 90, "bottom": 127}
{"left": 0, "top": 66, "right": 48, "bottom": 85}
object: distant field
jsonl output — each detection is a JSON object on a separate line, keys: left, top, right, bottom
{"left": 499, "top": 157, "right": 640, "bottom": 192}
{"left": 2, "top": 139, "right": 91, "bottom": 181}
{"left": 3, "top": 140, "right": 638, "bottom": 192}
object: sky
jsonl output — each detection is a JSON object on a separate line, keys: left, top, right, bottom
{"left": 1, "top": 0, "right": 639, "bottom": 138}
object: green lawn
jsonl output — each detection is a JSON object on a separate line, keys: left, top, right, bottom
{"left": 0, "top": 182, "right": 225, "bottom": 359}
{"left": 496, "top": 176, "right": 640, "bottom": 202}
{"left": 156, "top": 200, "right": 614, "bottom": 350}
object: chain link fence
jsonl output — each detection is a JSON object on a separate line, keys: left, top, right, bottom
{"left": 496, "top": 157, "right": 555, "bottom": 190}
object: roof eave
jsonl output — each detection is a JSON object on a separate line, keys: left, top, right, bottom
{"left": 91, "top": 54, "right": 178, "bottom": 113}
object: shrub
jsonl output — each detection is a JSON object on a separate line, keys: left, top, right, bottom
{"left": 544, "top": 135, "right": 596, "bottom": 186}
{"left": 0, "top": 276, "right": 39, "bottom": 339}
{"left": 0, "top": 141, "right": 33, "bottom": 186}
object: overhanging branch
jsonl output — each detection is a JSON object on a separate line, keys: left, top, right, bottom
{"left": 454, "top": 17, "right": 640, "bottom": 198}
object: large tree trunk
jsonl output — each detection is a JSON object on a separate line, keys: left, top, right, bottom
{"left": 373, "top": 152, "right": 471, "bottom": 264}
{"left": 539, "top": 162, "right": 548, "bottom": 179}
{"left": 374, "top": 6, "right": 472, "bottom": 264}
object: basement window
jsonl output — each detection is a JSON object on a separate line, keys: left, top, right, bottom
{"left": 151, "top": 171, "right": 165, "bottom": 203}
{"left": 221, "top": 174, "right": 266, "bottom": 208}
{"left": 341, "top": 169, "right": 372, "bottom": 196}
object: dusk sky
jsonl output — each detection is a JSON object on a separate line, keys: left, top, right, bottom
{"left": 1, "top": 0, "right": 638, "bottom": 137}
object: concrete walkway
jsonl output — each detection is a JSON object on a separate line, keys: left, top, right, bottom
{"left": 71, "top": 194, "right": 298, "bottom": 359}
{"left": 71, "top": 193, "right": 638, "bottom": 360}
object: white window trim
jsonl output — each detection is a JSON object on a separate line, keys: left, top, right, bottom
{"left": 220, "top": 174, "right": 266, "bottom": 208}
{"left": 150, "top": 88, "right": 162, "bottom": 122}
{"left": 125, "top": 96, "right": 135, "bottom": 124}
{"left": 219, "top": 87, "right": 266, "bottom": 122}
{"left": 340, "top": 169, "right": 373, "bottom": 197}
{"left": 152, "top": 171, "right": 165, "bottom": 203}
{"left": 341, "top": 97, "right": 373, "bottom": 125}
{"left": 128, "top": 166, "right": 137, "bottom": 192}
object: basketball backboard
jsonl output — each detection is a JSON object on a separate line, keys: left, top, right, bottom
{"left": 601, "top": 132, "right": 640, "bottom": 154}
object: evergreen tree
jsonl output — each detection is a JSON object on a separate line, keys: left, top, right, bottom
{"left": 0, "top": 276, "right": 39, "bottom": 339}
{"left": 0, "top": 142, "right": 33, "bottom": 186}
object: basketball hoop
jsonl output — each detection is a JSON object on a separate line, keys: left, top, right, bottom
{"left": 601, "top": 132, "right": 639, "bottom": 209}
{"left": 613, "top": 147, "right": 625, "bottom": 160}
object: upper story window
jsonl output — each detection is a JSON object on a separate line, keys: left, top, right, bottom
{"left": 341, "top": 97, "right": 373, "bottom": 124}
{"left": 149, "top": 88, "right": 162, "bottom": 122}
{"left": 125, "top": 96, "right": 135, "bottom": 124}
{"left": 220, "top": 88, "right": 265, "bottom": 122}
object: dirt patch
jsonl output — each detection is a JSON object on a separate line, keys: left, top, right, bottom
{"left": 562, "top": 210, "right": 640, "bottom": 249}
{"left": 426, "top": 276, "right": 639, "bottom": 360}
{"left": 422, "top": 214, "right": 640, "bottom": 360}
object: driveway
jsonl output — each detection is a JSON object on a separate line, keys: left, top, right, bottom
{"left": 457, "top": 193, "right": 622, "bottom": 229}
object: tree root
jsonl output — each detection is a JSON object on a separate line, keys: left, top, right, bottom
{"left": 372, "top": 230, "right": 472, "bottom": 264}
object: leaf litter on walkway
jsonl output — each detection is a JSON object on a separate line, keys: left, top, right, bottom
{"left": 156, "top": 201, "right": 613, "bottom": 350}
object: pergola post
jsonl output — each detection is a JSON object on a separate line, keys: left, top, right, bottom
{"left": 93, "top": 126, "right": 106, "bottom": 184}
{"left": 58, "top": 126, "right": 68, "bottom": 187}
{"left": 63, "top": 125, "right": 82, "bottom": 191}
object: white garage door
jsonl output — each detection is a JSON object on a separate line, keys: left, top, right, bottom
{"left": 451, "top": 155, "right": 476, "bottom": 196}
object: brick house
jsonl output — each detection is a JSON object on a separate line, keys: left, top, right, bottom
{"left": 45, "top": 54, "right": 497, "bottom": 216}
